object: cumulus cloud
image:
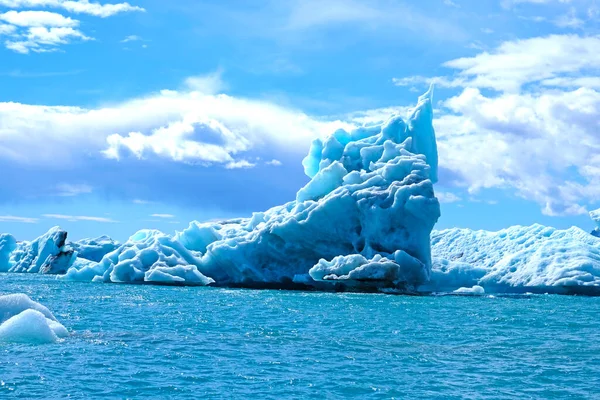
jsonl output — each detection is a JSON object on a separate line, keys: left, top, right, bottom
{"left": 392, "top": 33, "right": 600, "bottom": 215}
{"left": 0, "top": 0, "right": 144, "bottom": 17}
{"left": 436, "top": 87, "right": 600, "bottom": 215}
{"left": 0, "top": 10, "right": 77, "bottom": 26}
{"left": 0, "top": 1, "right": 142, "bottom": 52}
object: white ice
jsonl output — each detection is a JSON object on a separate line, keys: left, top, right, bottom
{"left": 0, "top": 294, "right": 68, "bottom": 344}
{"left": 428, "top": 224, "right": 600, "bottom": 294}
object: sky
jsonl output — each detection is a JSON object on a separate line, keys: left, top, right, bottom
{"left": 0, "top": 0, "right": 599, "bottom": 241}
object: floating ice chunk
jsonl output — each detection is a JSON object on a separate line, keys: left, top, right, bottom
{"left": 309, "top": 251, "right": 426, "bottom": 289}
{"left": 431, "top": 224, "right": 600, "bottom": 293}
{"left": 0, "top": 294, "right": 67, "bottom": 344}
{"left": 0, "top": 309, "right": 65, "bottom": 344}
{"left": 453, "top": 285, "right": 485, "bottom": 295}
{"left": 0, "top": 293, "right": 57, "bottom": 322}
{"left": 9, "top": 226, "right": 75, "bottom": 274}
{"left": 0, "top": 234, "right": 17, "bottom": 272}
{"left": 70, "top": 235, "right": 120, "bottom": 262}
{"left": 63, "top": 229, "right": 214, "bottom": 285}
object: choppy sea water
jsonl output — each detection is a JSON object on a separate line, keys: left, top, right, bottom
{"left": 1, "top": 274, "right": 599, "bottom": 399}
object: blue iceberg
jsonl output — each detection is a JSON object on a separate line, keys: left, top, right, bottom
{"left": 9, "top": 226, "right": 76, "bottom": 274}
{"left": 3, "top": 87, "right": 600, "bottom": 295}
{"left": 58, "top": 88, "right": 440, "bottom": 290}
{"left": 0, "top": 233, "right": 17, "bottom": 272}
{"left": 428, "top": 224, "right": 600, "bottom": 294}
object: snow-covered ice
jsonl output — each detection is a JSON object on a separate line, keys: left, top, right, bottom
{"left": 427, "top": 224, "right": 600, "bottom": 294}
{"left": 0, "top": 294, "right": 68, "bottom": 344}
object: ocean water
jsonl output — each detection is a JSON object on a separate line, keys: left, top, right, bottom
{"left": 1, "top": 274, "right": 599, "bottom": 399}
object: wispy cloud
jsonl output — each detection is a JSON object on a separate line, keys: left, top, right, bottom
{"left": 0, "top": 215, "right": 38, "bottom": 223}
{"left": 42, "top": 214, "right": 118, "bottom": 222}
{"left": 150, "top": 213, "right": 175, "bottom": 218}
{"left": 436, "top": 191, "right": 462, "bottom": 204}
{"left": 55, "top": 183, "right": 92, "bottom": 197}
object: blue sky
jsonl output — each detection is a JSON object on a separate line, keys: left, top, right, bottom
{"left": 1, "top": 0, "right": 599, "bottom": 241}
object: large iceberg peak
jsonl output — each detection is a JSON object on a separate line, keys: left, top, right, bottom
{"left": 59, "top": 88, "right": 441, "bottom": 292}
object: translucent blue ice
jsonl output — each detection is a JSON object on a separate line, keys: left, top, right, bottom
{"left": 9, "top": 226, "right": 76, "bottom": 274}
{"left": 63, "top": 229, "right": 214, "bottom": 285}
{"left": 0, "top": 233, "right": 17, "bottom": 272}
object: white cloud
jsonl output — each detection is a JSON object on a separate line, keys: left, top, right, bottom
{"left": 442, "top": 35, "right": 600, "bottom": 92}
{"left": 0, "top": 76, "right": 353, "bottom": 168}
{"left": 391, "top": 34, "right": 600, "bottom": 215}
{"left": 395, "top": 35, "right": 600, "bottom": 93}
{"left": 436, "top": 191, "right": 462, "bottom": 203}
{"left": 5, "top": 26, "right": 91, "bottom": 53}
{"left": 56, "top": 183, "right": 92, "bottom": 196}
{"left": 436, "top": 87, "right": 600, "bottom": 216}
{"left": 225, "top": 159, "right": 256, "bottom": 169}
{"left": 42, "top": 214, "right": 118, "bottom": 222}
{"left": 0, "top": 10, "right": 78, "bottom": 27}
{"left": 0, "top": 215, "right": 38, "bottom": 223}
{"left": 120, "top": 34, "right": 141, "bottom": 42}
{"left": 0, "top": 0, "right": 144, "bottom": 17}
{"left": 0, "top": 2, "right": 141, "bottom": 52}
{"left": 0, "top": 23, "right": 16, "bottom": 35}
{"left": 150, "top": 213, "right": 175, "bottom": 218}
{"left": 184, "top": 69, "right": 227, "bottom": 95}
{"left": 132, "top": 199, "right": 151, "bottom": 204}
{"left": 266, "top": 159, "right": 282, "bottom": 166}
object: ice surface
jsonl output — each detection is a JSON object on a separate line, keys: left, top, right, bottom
{"left": 70, "top": 236, "right": 120, "bottom": 262}
{"left": 0, "top": 294, "right": 67, "bottom": 344}
{"left": 453, "top": 285, "right": 485, "bottom": 295}
{"left": 63, "top": 229, "right": 214, "bottom": 285}
{"left": 9, "top": 226, "right": 76, "bottom": 274}
{"left": 0, "top": 234, "right": 17, "bottom": 272}
{"left": 428, "top": 224, "right": 600, "bottom": 294}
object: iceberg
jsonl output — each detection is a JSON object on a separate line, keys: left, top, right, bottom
{"left": 63, "top": 229, "right": 214, "bottom": 285}
{"left": 428, "top": 224, "right": 600, "bottom": 294}
{"left": 8, "top": 226, "right": 76, "bottom": 274}
{"left": 0, "top": 294, "right": 68, "bottom": 344}
{"left": 70, "top": 235, "right": 120, "bottom": 262}
{"left": 0, "top": 233, "right": 17, "bottom": 272}
{"left": 60, "top": 88, "right": 441, "bottom": 290}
